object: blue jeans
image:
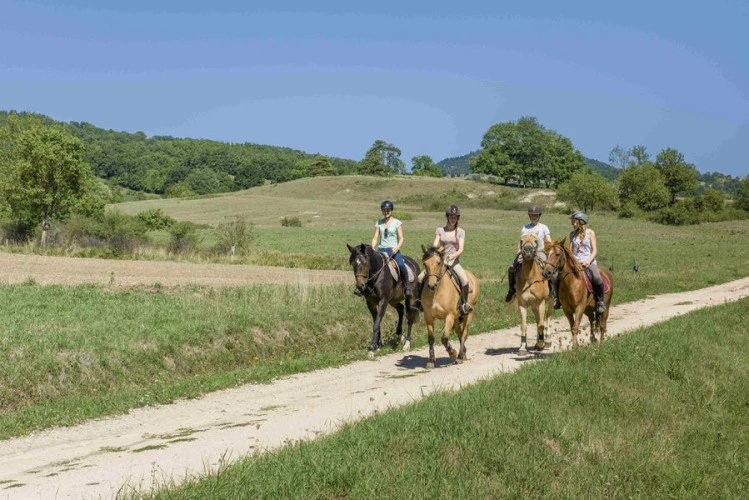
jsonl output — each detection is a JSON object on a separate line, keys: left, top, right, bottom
{"left": 378, "top": 248, "right": 408, "bottom": 277}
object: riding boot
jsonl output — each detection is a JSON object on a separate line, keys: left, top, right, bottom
{"left": 504, "top": 264, "right": 517, "bottom": 303}
{"left": 551, "top": 276, "right": 561, "bottom": 310}
{"left": 593, "top": 281, "right": 606, "bottom": 313}
{"left": 401, "top": 273, "right": 413, "bottom": 298}
{"left": 460, "top": 284, "right": 473, "bottom": 314}
{"left": 411, "top": 278, "right": 425, "bottom": 311}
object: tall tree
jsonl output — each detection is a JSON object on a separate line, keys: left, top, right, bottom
{"left": 654, "top": 148, "right": 699, "bottom": 204}
{"left": 556, "top": 168, "right": 618, "bottom": 213}
{"left": 617, "top": 163, "right": 670, "bottom": 211}
{"left": 358, "top": 140, "right": 405, "bottom": 176}
{"left": 0, "top": 123, "right": 96, "bottom": 245}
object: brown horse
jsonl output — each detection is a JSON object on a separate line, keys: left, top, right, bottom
{"left": 420, "top": 245, "right": 480, "bottom": 368}
{"left": 515, "top": 234, "right": 554, "bottom": 353}
{"left": 542, "top": 239, "right": 613, "bottom": 347}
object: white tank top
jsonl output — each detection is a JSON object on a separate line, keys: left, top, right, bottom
{"left": 572, "top": 230, "right": 595, "bottom": 264}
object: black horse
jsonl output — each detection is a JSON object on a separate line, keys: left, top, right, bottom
{"left": 347, "top": 243, "right": 420, "bottom": 357}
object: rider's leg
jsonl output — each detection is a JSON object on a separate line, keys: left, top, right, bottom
{"left": 505, "top": 255, "right": 520, "bottom": 302}
{"left": 392, "top": 251, "right": 413, "bottom": 297}
{"left": 452, "top": 263, "right": 473, "bottom": 314}
{"left": 588, "top": 262, "right": 606, "bottom": 313}
{"left": 411, "top": 270, "right": 426, "bottom": 310}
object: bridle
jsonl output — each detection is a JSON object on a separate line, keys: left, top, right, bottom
{"left": 354, "top": 251, "right": 390, "bottom": 294}
{"left": 424, "top": 253, "right": 447, "bottom": 289}
{"left": 542, "top": 244, "right": 574, "bottom": 281}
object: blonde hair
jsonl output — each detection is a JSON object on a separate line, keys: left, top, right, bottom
{"left": 573, "top": 220, "right": 588, "bottom": 245}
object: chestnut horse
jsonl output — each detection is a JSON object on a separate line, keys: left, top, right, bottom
{"left": 515, "top": 234, "right": 554, "bottom": 353}
{"left": 347, "top": 243, "right": 420, "bottom": 357}
{"left": 420, "top": 245, "right": 480, "bottom": 368}
{"left": 542, "top": 239, "right": 613, "bottom": 347}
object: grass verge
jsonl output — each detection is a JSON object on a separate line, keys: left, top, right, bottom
{"left": 143, "top": 298, "right": 749, "bottom": 499}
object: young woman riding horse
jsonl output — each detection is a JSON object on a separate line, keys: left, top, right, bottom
{"left": 542, "top": 218, "right": 613, "bottom": 347}
{"left": 515, "top": 233, "right": 554, "bottom": 353}
{"left": 419, "top": 245, "right": 480, "bottom": 368}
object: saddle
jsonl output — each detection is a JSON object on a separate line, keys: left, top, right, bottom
{"left": 583, "top": 269, "right": 610, "bottom": 293}
{"left": 447, "top": 266, "right": 473, "bottom": 292}
{"left": 386, "top": 259, "right": 415, "bottom": 283}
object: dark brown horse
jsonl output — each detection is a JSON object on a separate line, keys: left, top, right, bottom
{"left": 420, "top": 245, "right": 480, "bottom": 368}
{"left": 542, "top": 239, "right": 614, "bottom": 347}
{"left": 347, "top": 243, "right": 420, "bottom": 357}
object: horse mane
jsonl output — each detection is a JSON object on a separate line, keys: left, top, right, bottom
{"left": 557, "top": 240, "right": 582, "bottom": 278}
{"left": 422, "top": 245, "right": 443, "bottom": 262}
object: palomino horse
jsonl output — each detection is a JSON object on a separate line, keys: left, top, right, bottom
{"left": 515, "top": 234, "right": 554, "bottom": 353}
{"left": 420, "top": 245, "right": 480, "bottom": 368}
{"left": 347, "top": 243, "right": 420, "bottom": 357}
{"left": 542, "top": 239, "right": 613, "bottom": 347}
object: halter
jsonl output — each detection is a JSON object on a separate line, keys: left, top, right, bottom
{"left": 424, "top": 253, "right": 448, "bottom": 288}
{"left": 542, "top": 244, "right": 575, "bottom": 281}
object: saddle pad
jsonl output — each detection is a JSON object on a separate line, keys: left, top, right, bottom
{"left": 387, "top": 260, "right": 415, "bottom": 282}
{"left": 449, "top": 271, "right": 473, "bottom": 293}
{"left": 583, "top": 271, "right": 610, "bottom": 294}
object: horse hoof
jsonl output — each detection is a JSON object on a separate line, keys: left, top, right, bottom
{"left": 455, "top": 358, "right": 465, "bottom": 364}
{"left": 535, "top": 342, "right": 546, "bottom": 351}
{"left": 426, "top": 361, "right": 435, "bottom": 370}
{"left": 518, "top": 347, "right": 528, "bottom": 354}
{"left": 448, "top": 349, "right": 458, "bottom": 359}
{"left": 368, "top": 350, "right": 375, "bottom": 359}
{"left": 402, "top": 340, "right": 411, "bottom": 352}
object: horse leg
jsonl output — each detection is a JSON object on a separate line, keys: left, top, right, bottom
{"left": 518, "top": 305, "right": 529, "bottom": 353}
{"left": 534, "top": 303, "right": 546, "bottom": 351}
{"left": 589, "top": 311, "right": 598, "bottom": 344}
{"left": 393, "top": 302, "right": 405, "bottom": 345}
{"left": 403, "top": 307, "right": 418, "bottom": 352}
{"left": 442, "top": 314, "right": 457, "bottom": 360}
{"left": 425, "top": 318, "right": 436, "bottom": 369}
{"left": 571, "top": 306, "right": 586, "bottom": 348}
{"left": 368, "top": 298, "right": 389, "bottom": 358}
{"left": 455, "top": 313, "right": 472, "bottom": 362}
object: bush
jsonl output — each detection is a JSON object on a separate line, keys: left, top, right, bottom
{"left": 649, "top": 201, "right": 702, "bottom": 225}
{"left": 168, "top": 221, "right": 203, "bottom": 255}
{"left": 280, "top": 216, "right": 302, "bottom": 227}
{"left": 136, "top": 208, "right": 176, "bottom": 231}
{"left": 213, "top": 215, "right": 256, "bottom": 257}
{"left": 618, "top": 201, "right": 639, "bottom": 219}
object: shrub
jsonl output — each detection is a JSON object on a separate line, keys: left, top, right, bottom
{"left": 213, "top": 215, "right": 256, "bottom": 257}
{"left": 136, "top": 208, "right": 176, "bottom": 231}
{"left": 167, "top": 221, "right": 203, "bottom": 255}
{"left": 618, "top": 201, "right": 639, "bottom": 219}
{"left": 649, "top": 201, "right": 702, "bottom": 225}
{"left": 280, "top": 216, "right": 302, "bottom": 227}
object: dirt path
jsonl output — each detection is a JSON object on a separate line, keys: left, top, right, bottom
{"left": 0, "top": 252, "right": 350, "bottom": 287}
{"left": 1, "top": 277, "right": 747, "bottom": 499}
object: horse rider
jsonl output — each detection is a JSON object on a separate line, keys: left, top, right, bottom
{"left": 569, "top": 211, "right": 607, "bottom": 313}
{"left": 505, "top": 205, "right": 559, "bottom": 307}
{"left": 412, "top": 204, "right": 473, "bottom": 314}
{"left": 354, "top": 200, "right": 413, "bottom": 297}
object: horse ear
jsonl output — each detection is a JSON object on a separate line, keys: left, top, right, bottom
{"left": 560, "top": 237, "right": 566, "bottom": 245}
{"left": 421, "top": 244, "right": 428, "bottom": 254}
{"left": 347, "top": 243, "right": 354, "bottom": 252}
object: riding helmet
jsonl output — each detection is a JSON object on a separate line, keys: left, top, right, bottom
{"left": 380, "top": 200, "right": 394, "bottom": 211}
{"left": 527, "top": 205, "right": 542, "bottom": 215}
{"left": 570, "top": 211, "right": 589, "bottom": 224}
{"left": 445, "top": 204, "right": 461, "bottom": 217}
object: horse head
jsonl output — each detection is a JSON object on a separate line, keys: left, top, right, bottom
{"left": 520, "top": 234, "right": 540, "bottom": 262}
{"left": 421, "top": 244, "right": 444, "bottom": 291}
{"left": 542, "top": 238, "right": 580, "bottom": 280}
{"left": 347, "top": 243, "right": 372, "bottom": 293}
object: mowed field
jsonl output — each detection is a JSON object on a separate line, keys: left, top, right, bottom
{"left": 1, "top": 175, "right": 748, "bottom": 440}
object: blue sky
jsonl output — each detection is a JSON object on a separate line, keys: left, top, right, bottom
{"left": 2, "top": 1, "right": 747, "bottom": 177}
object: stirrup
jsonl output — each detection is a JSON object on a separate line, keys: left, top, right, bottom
{"left": 596, "top": 301, "right": 607, "bottom": 313}
{"left": 504, "top": 290, "right": 515, "bottom": 303}
{"left": 411, "top": 299, "right": 422, "bottom": 311}
{"left": 460, "top": 303, "right": 473, "bottom": 314}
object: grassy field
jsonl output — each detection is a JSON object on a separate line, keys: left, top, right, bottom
{"left": 142, "top": 298, "right": 749, "bottom": 499}
{"left": 0, "top": 175, "right": 747, "bottom": 438}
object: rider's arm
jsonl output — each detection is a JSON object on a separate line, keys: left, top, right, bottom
{"left": 544, "top": 232, "right": 553, "bottom": 245}
{"left": 394, "top": 225, "right": 404, "bottom": 253}
{"left": 371, "top": 227, "right": 380, "bottom": 250}
{"left": 431, "top": 232, "right": 440, "bottom": 248}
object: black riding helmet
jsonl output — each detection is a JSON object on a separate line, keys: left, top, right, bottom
{"left": 381, "top": 200, "right": 394, "bottom": 211}
{"left": 445, "top": 204, "right": 461, "bottom": 217}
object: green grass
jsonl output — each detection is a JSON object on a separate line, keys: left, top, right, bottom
{"left": 142, "top": 298, "right": 749, "bottom": 499}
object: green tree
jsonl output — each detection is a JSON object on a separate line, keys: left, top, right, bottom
{"left": 358, "top": 140, "right": 405, "bottom": 176}
{"left": 654, "top": 148, "right": 699, "bottom": 204}
{"left": 0, "top": 122, "right": 96, "bottom": 246}
{"left": 306, "top": 155, "right": 337, "bottom": 177}
{"left": 556, "top": 169, "right": 618, "bottom": 213}
{"left": 617, "top": 163, "right": 670, "bottom": 211}
{"left": 410, "top": 155, "right": 443, "bottom": 177}
{"left": 736, "top": 177, "right": 749, "bottom": 211}
{"left": 701, "top": 188, "right": 725, "bottom": 212}
{"left": 471, "top": 116, "right": 583, "bottom": 187}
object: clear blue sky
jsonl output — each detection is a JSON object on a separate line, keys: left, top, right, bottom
{"left": 2, "top": 0, "right": 747, "bottom": 177}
